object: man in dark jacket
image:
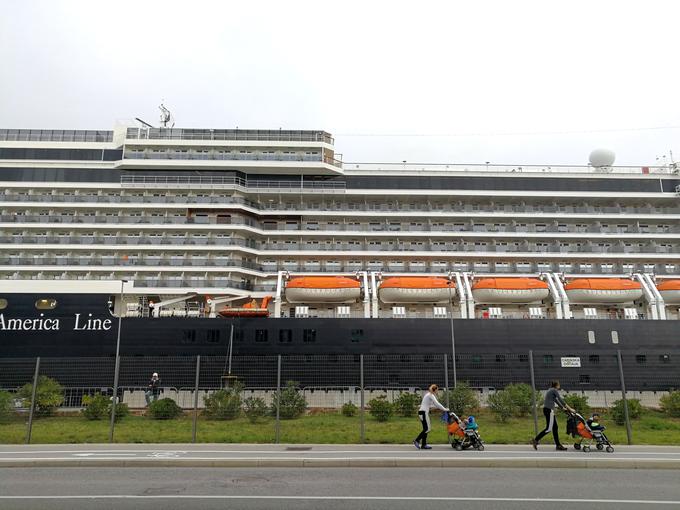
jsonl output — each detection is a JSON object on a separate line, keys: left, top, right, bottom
{"left": 145, "top": 372, "right": 161, "bottom": 406}
{"left": 531, "top": 380, "right": 574, "bottom": 450}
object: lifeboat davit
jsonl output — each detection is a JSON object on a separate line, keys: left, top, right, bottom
{"left": 285, "top": 276, "right": 361, "bottom": 303}
{"left": 472, "top": 278, "right": 549, "bottom": 304}
{"left": 656, "top": 280, "right": 680, "bottom": 304}
{"left": 564, "top": 278, "right": 642, "bottom": 304}
{"left": 378, "top": 277, "right": 455, "bottom": 304}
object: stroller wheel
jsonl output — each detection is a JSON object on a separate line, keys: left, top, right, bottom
{"left": 477, "top": 444, "right": 485, "bottom": 451}
{"left": 450, "top": 442, "right": 457, "bottom": 449}
{"left": 583, "top": 446, "right": 591, "bottom": 453}
{"left": 606, "top": 446, "right": 614, "bottom": 453}
{"left": 454, "top": 443, "right": 463, "bottom": 451}
{"left": 596, "top": 443, "right": 604, "bottom": 450}
{"left": 573, "top": 443, "right": 581, "bottom": 450}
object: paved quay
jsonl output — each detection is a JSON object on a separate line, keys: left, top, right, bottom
{"left": 1, "top": 443, "right": 679, "bottom": 469}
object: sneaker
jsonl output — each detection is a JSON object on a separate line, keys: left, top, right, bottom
{"left": 413, "top": 440, "right": 420, "bottom": 450}
{"left": 531, "top": 439, "right": 538, "bottom": 450}
{"left": 422, "top": 445, "right": 433, "bottom": 450}
{"left": 556, "top": 445, "right": 568, "bottom": 451}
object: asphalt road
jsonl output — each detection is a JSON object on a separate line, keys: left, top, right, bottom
{"left": 0, "top": 467, "right": 679, "bottom": 510}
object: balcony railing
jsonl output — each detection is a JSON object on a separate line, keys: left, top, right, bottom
{"left": 119, "top": 175, "right": 346, "bottom": 191}
{"left": 126, "top": 127, "right": 334, "bottom": 144}
{"left": 0, "top": 129, "right": 113, "bottom": 142}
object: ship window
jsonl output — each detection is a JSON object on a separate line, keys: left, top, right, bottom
{"left": 543, "top": 355, "right": 554, "bottom": 365}
{"left": 589, "top": 355, "right": 600, "bottom": 365}
{"left": 206, "top": 330, "right": 220, "bottom": 343}
{"left": 35, "top": 298, "right": 57, "bottom": 310}
{"left": 635, "top": 355, "right": 647, "bottom": 365}
{"left": 255, "top": 329, "right": 268, "bottom": 343}
{"left": 660, "top": 354, "right": 671, "bottom": 363}
{"left": 495, "top": 354, "right": 506, "bottom": 363}
{"left": 579, "top": 374, "right": 591, "bottom": 385}
{"left": 279, "top": 329, "right": 292, "bottom": 343}
{"left": 518, "top": 354, "right": 528, "bottom": 363}
{"left": 0, "top": 298, "right": 7, "bottom": 310}
{"left": 303, "top": 329, "right": 317, "bottom": 343}
{"left": 181, "top": 330, "right": 196, "bottom": 343}
{"left": 351, "top": 329, "right": 364, "bottom": 343}
{"left": 471, "top": 355, "right": 482, "bottom": 366}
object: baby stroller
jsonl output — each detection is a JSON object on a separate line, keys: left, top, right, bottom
{"left": 443, "top": 412, "right": 484, "bottom": 451}
{"left": 566, "top": 411, "right": 614, "bottom": 453}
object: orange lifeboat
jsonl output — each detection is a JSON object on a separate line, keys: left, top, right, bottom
{"left": 285, "top": 276, "right": 361, "bottom": 303}
{"left": 378, "top": 277, "right": 455, "bottom": 304}
{"left": 472, "top": 278, "right": 549, "bottom": 304}
{"left": 219, "top": 296, "right": 272, "bottom": 317}
{"left": 656, "top": 280, "right": 680, "bottom": 304}
{"left": 564, "top": 278, "right": 642, "bottom": 304}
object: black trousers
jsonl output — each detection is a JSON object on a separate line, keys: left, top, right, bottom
{"left": 414, "top": 411, "right": 431, "bottom": 446}
{"left": 534, "top": 407, "right": 560, "bottom": 445}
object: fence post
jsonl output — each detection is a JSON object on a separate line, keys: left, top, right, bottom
{"left": 25, "top": 357, "right": 40, "bottom": 445}
{"left": 192, "top": 355, "right": 201, "bottom": 443}
{"left": 616, "top": 349, "right": 633, "bottom": 445}
{"left": 360, "top": 354, "right": 365, "bottom": 444}
{"left": 108, "top": 354, "right": 121, "bottom": 443}
{"left": 528, "top": 350, "right": 538, "bottom": 437}
{"left": 275, "top": 355, "right": 281, "bottom": 444}
{"left": 443, "top": 354, "right": 450, "bottom": 409}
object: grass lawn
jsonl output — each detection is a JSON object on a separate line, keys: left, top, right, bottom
{"left": 1, "top": 408, "right": 679, "bottom": 445}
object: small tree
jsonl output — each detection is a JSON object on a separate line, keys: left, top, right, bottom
{"left": 341, "top": 402, "right": 358, "bottom": 417}
{"left": 243, "top": 396, "right": 268, "bottom": 423}
{"left": 203, "top": 383, "right": 243, "bottom": 420}
{"left": 0, "top": 390, "right": 13, "bottom": 422}
{"left": 487, "top": 389, "right": 514, "bottom": 422}
{"left": 82, "top": 393, "right": 128, "bottom": 421}
{"left": 440, "top": 382, "right": 480, "bottom": 416}
{"left": 148, "top": 398, "right": 183, "bottom": 420}
{"left": 368, "top": 395, "right": 393, "bottom": 422}
{"left": 611, "top": 398, "right": 642, "bottom": 425}
{"left": 504, "top": 383, "right": 538, "bottom": 417}
{"left": 393, "top": 392, "right": 420, "bottom": 417}
{"left": 271, "top": 381, "right": 307, "bottom": 419}
{"left": 563, "top": 393, "right": 590, "bottom": 416}
{"left": 19, "top": 376, "right": 64, "bottom": 417}
{"left": 660, "top": 391, "right": 680, "bottom": 418}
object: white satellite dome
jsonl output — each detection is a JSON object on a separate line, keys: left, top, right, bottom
{"left": 589, "top": 148, "right": 616, "bottom": 167}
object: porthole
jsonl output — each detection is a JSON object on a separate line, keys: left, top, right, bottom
{"left": 35, "top": 298, "right": 57, "bottom": 310}
{"left": 0, "top": 298, "right": 7, "bottom": 310}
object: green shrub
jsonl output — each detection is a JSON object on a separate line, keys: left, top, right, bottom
{"left": 82, "top": 393, "right": 128, "bottom": 421}
{"left": 341, "top": 402, "right": 358, "bottom": 417}
{"left": 0, "top": 390, "right": 13, "bottom": 422}
{"left": 271, "top": 381, "right": 307, "bottom": 419}
{"left": 393, "top": 392, "right": 420, "bottom": 417}
{"left": 660, "top": 391, "right": 680, "bottom": 418}
{"left": 505, "top": 383, "right": 538, "bottom": 417}
{"left": 243, "top": 396, "right": 268, "bottom": 423}
{"left": 487, "top": 389, "right": 514, "bottom": 422}
{"left": 368, "top": 395, "right": 393, "bottom": 422}
{"left": 611, "top": 398, "right": 643, "bottom": 425}
{"left": 440, "top": 382, "right": 480, "bottom": 416}
{"left": 148, "top": 398, "right": 183, "bottom": 420}
{"left": 203, "top": 384, "right": 243, "bottom": 420}
{"left": 19, "top": 376, "right": 64, "bottom": 417}
{"left": 564, "top": 393, "right": 590, "bottom": 415}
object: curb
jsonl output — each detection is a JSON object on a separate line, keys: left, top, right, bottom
{"left": 1, "top": 457, "right": 679, "bottom": 469}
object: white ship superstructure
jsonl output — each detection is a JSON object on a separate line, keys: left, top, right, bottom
{"left": 1, "top": 123, "right": 680, "bottom": 321}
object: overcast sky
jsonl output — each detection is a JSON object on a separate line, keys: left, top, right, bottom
{"left": 1, "top": 0, "right": 679, "bottom": 166}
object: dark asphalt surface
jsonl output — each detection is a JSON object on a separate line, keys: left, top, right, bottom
{"left": 0, "top": 467, "right": 679, "bottom": 510}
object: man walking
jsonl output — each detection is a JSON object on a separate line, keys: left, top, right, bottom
{"left": 145, "top": 372, "right": 161, "bottom": 406}
{"left": 532, "top": 380, "right": 574, "bottom": 450}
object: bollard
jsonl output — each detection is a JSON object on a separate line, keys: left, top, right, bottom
{"left": 192, "top": 355, "right": 201, "bottom": 443}
{"left": 25, "top": 357, "right": 40, "bottom": 444}
{"left": 528, "top": 350, "right": 538, "bottom": 436}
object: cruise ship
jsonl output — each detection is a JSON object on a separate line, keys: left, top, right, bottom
{"left": 1, "top": 118, "right": 679, "bottom": 390}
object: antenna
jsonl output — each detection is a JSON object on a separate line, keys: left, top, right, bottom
{"left": 159, "top": 103, "right": 175, "bottom": 128}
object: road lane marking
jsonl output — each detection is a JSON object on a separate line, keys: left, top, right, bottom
{"left": 0, "top": 495, "right": 678, "bottom": 505}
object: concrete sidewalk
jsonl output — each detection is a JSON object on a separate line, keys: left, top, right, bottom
{"left": 1, "top": 444, "right": 679, "bottom": 469}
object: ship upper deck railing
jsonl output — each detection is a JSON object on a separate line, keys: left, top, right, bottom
{"left": 347, "top": 162, "right": 679, "bottom": 176}
{"left": 120, "top": 174, "right": 346, "bottom": 192}
{"left": 0, "top": 129, "right": 113, "bottom": 142}
{"left": 125, "top": 127, "right": 334, "bottom": 144}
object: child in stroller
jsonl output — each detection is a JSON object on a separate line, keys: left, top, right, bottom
{"left": 567, "top": 411, "right": 614, "bottom": 453}
{"left": 444, "top": 412, "right": 484, "bottom": 451}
